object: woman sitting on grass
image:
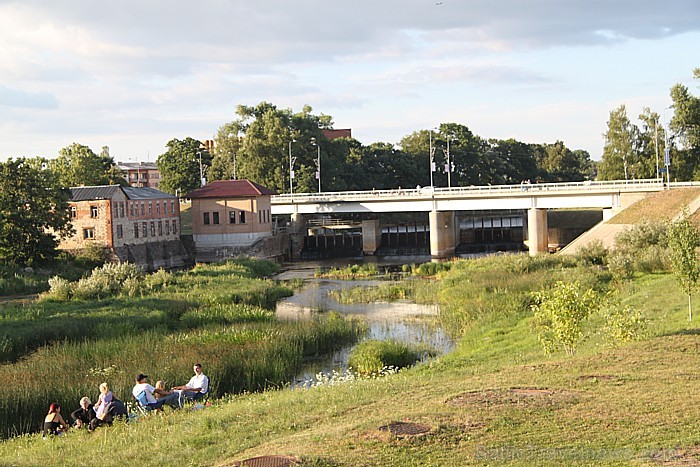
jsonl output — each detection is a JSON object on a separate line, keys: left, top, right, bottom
{"left": 43, "top": 403, "right": 69, "bottom": 438}
{"left": 70, "top": 397, "right": 95, "bottom": 428}
{"left": 154, "top": 381, "right": 174, "bottom": 400}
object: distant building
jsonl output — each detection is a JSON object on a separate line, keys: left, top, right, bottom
{"left": 58, "top": 185, "right": 190, "bottom": 270}
{"left": 321, "top": 129, "right": 352, "bottom": 140}
{"left": 117, "top": 161, "right": 161, "bottom": 188}
{"left": 185, "top": 180, "right": 276, "bottom": 252}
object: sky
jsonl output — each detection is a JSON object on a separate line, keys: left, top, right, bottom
{"left": 0, "top": 1, "right": 698, "bottom": 163}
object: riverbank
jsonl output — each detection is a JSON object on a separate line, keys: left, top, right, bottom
{"left": 1, "top": 254, "right": 698, "bottom": 465}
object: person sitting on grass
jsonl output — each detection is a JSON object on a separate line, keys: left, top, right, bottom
{"left": 172, "top": 363, "right": 209, "bottom": 404}
{"left": 70, "top": 397, "right": 95, "bottom": 429}
{"left": 132, "top": 373, "right": 180, "bottom": 410}
{"left": 154, "top": 380, "right": 175, "bottom": 400}
{"left": 43, "top": 403, "right": 69, "bottom": 438}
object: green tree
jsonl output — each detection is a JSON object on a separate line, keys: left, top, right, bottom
{"left": 156, "top": 137, "right": 208, "bottom": 195}
{"left": 599, "top": 105, "right": 638, "bottom": 180}
{"left": 669, "top": 68, "right": 700, "bottom": 180}
{"left": 48, "top": 143, "right": 126, "bottom": 187}
{"left": 637, "top": 108, "right": 665, "bottom": 179}
{"left": 531, "top": 281, "right": 600, "bottom": 356}
{"left": 535, "top": 141, "right": 592, "bottom": 182}
{"left": 667, "top": 208, "right": 700, "bottom": 321}
{"left": 0, "top": 158, "right": 73, "bottom": 265}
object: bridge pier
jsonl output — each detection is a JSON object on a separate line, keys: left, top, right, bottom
{"left": 429, "top": 210, "right": 456, "bottom": 260}
{"left": 289, "top": 213, "right": 308, "bottom": 260}
{"left": 362, "top": 219, "right": 382, "bottom": 255}
{"left": 527, "top": 208, "right": 548, "bottom": 256}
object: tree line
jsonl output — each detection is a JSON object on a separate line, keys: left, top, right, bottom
{"left": 1, "top": 68, "right": 698, "bottom": 265}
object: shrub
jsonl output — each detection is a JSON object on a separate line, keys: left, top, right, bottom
{"left": 42, "top": 276, "right": 73, "bottom": 301}
{"left": 348, "top": 339, "right": 420, "bottom": 375}
{"left": 576, "top": 240, "right": 608, "bottom": 266}
{"left": 531, "top": 281, "right": 600, "bottom": 356}
{"left": 602, "top": 303, "right": 648, "bottom": 344}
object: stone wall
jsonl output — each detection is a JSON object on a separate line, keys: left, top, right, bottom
{"left": 113, "top": 238, "right": 195, "bottom": 271}
{"left": 194, "top": 233, "right": 291, "bottom": 263}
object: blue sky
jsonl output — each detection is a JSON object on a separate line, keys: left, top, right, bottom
{"left": 0, "top": 0, "right": 698, "bottom": 162}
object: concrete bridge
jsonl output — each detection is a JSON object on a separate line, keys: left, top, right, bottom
{"left": 271, "top": 179, "right": 667, "bottom": 259}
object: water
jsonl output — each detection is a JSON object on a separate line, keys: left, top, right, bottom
{"left": 273, "top": 272, "right": 455, "bottom": 387}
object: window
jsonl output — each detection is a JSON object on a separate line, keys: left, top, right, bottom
{"left": 119, "top": 202, "right": 125, "bottom": 218}
{"left": 165, "top": 220, "right": 170, "bottom": 235}
{"left": 239, "top": 211, "right": 246, "bottom": 224}
{"left": 213, "top": 212, "right": 220, "bottom": 225}
{"left": 150, "top": 222, "right": 155, "bottom": 237}
{"left": 130, "top": 203, "right": 135, "bottom": 217}
{"left": 203, "top": 212, "right": 210, "bottom": 225}
{"left": 140, "top": 203, "right": 145, "bottom": 216}
{"left": 163, "top": 201, "right": 167, "bottom": 213}
{"left": 148, "top": 202, "right": 152, "bottom": 215}
{"left": 83, "top": 228, "right": 95, "bottom": 239}
{"left": 171, "top": 201, "right": 175, "bottom": 214}
{"left": 90, "top": 206, "right": 98, "bottom": 218}
{"left": 70, "top": 206, "right": 77, "bottom": 218}
{"left": 158, "top": 221, "right": 162, "bottom": 236}
{"left": 259, "top": 210, "right": 262, "bottom": 224}
{"left": 156, "top": 203, "right": 160, "bottom": 214}
{"left": 116, "top": 225, "right": 123, "bottom": 239}
{"left": 142, "top": 222, "right": 147, "bottom": 238}
{"left": 134, "top": 222, "right": 139, "bottom": 238}
{"left": 229, "top": 211, "right": 236, "bottom": 224}
{"left": 173, "top": 220, "right": 177, "bottom": 234}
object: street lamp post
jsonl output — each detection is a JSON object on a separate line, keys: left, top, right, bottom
{"left": 196, "top": 151, "right": 205, "bottom": 187}
{"left": 311, "top": 138, "right": 321, "bottom": 193}
{"left": 429, "top": 129, "right": 436, "bottom": 187}
{"left": 228, "top": 132, "right": 237, "bottom": 180}
{"left": 289, "top": 139, "right": 297, "bottom": 195}
{"left": 444, "top": 136, "right": 454, "bottom": 188}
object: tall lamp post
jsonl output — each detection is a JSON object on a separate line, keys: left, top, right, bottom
{"left": 443, "top": 136, "right": 455, "bottom": 188}
{"left": 311, "top": 138, "right": 321, "bottom": 193}
{"left": 196, "top": 150, "right": 205, "bottom": 187}
{"left": 289, "top": 139, "right": 297, "bottom": 195}
{"left": 228, "top": 132, "right": 237, "bottom": 180}
{"left": 429, "top": 129, "right": 436, "bottom": 187}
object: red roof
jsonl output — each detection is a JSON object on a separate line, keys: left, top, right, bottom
{"left": 185, "top": 180, "right": 277, "bottom": 199}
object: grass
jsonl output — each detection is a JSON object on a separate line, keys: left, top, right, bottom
{"left": 1, "top": 255, "right": 699, "bottom": 465}
{"left": 608, "top": 187, "right": 700, "bottom": 224}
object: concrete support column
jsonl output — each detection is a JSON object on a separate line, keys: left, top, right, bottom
{"left": 429, "top": 210, "right": 456, "bottom": 260}
{"left": 362, "top": 219, "right": 382, "bottom": 255}
{"left": 289, "top": 213, "right": 307, "bottom": 260}
{"left": 527, "top": 208, "right": 548, "bottom": 256}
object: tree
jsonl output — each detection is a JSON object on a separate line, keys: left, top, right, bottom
{"left": 667, "top": 208, "right": 700, "bottom": 321}
{"left": 531, "top": 281, "right": 600, "bottom": 356}
{"left": 535, "top": 141, "right": 592, "bottom": 182}
{"left": 156, "top": 137, "right": 208, "bottom": 195}
{"left": 0, "top": 158, "right": 73, "bottom": 265}
{"left": 48, "top": 143, "right": 126, "bottom": 188}
{"left": 599, "top": 105, "right": 638, "bottom": 180}
{"left": 669, "top": 68, "right": 700, "bottom": 180}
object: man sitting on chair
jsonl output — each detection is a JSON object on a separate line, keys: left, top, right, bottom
{"left": 132, "top": 373, "right": 180, "bottom": 410}
{"left": 172, "top": 363, "right": 209, "bottom": 404}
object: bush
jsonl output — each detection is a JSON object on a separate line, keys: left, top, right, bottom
{"left": 348, "top": 339, "right": 420, "bottom": 375}
{"left": 42, "top": 276, "right": 72, "bottom": 301}
{"left": 576, "top": 240, "right": 608, "bottom": 266}
{"left": 602, "top": 303, "right": 648, "bottom": 344}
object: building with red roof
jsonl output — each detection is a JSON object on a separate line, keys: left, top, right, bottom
{"left": 185, "top": 180, "right": 277, "bottom": 252}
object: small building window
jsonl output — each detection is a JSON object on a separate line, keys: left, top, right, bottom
{"left": 70, "top": 206, "right": 77, "bottom": 218}
{"left": 83, "top": 228, "right": 95, "bottom": 239}
{"left": 148, "top": 202, "right": 152, "bottom": 215}
{"left": 173, "top": 220, "right": 178, "bottom": 234}
{"left": 90, "top": 206, "right": 98, "bottom": 218}
{"left": 130, "top": 203, "right": 135, "bottom": 217}
{"left": 171, "top": 201, "right": 175, "bottom": 214}
{"left": 203, "top": 212, "right": 210, "bottom": 225}
{"left": 259, "top": 210, "right": 262, "bottom": 224}
{"left": 142, "top": 222, "right": 147, "bottom": 238}
{"left": 134, "top": 222, "right": 139, "bottom": 238}
{"left": 165, "top": 220, "right": 170, "bottom": 235}
{"left": 158, "top": 221, "right": 162, "bottom": 236}
{"left": 119, "top": 202, "right": 125, "bottom": 218}
{"left": 239, "top": 211, "right": 246, "bottom": 224}
{"left": 140, "top": 202, "right": 145, "bottom": 216}
{"left": 150, "top": 222, "right": 155, "bottom": 237}
{"left": 116, "top": 225, "right": 123, "bottom": 239}
{"left": 156, "top": 203, "right": 160, "bottom": 214}
{"left": 229, "top": 211, "right": 236, "bottom": 224}
{"left": 213, "top": 212, "right": 220, "bottom": 225}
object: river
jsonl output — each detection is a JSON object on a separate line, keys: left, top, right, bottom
{"left": 273, "top": 264, "right": 455, "bottom": 387}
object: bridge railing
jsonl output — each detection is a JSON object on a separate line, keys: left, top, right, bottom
{"left": 272, "top": 179, "right": 669, "bottom": 204}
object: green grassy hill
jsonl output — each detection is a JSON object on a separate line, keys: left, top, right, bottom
{"left": 1, "top": 260, "right": 699, "bottom": 466}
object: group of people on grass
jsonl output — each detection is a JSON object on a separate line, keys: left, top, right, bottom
{"left": 43, "top": 363, "right": 209, "bottom": 438}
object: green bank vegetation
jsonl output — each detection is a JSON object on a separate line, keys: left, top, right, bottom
{"left": 1, "top": 219, "right": 700, "bottom": 465}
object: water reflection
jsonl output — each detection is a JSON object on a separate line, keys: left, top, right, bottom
{"left": 274, "top": 277, "right": 455, "bottom": 386}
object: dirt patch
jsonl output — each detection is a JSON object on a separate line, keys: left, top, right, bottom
{"left": 446, "top": 387, "right": 578, "bottom": 408}
{"left": 378, "top": 421, "right": 432, "bottom": 438}
{"left": 643, "top": 446, "right": 700, "bottom": 466}
{"left": 224, "top": 455, "right": 300, "bottom": 467}
{"left": 576, "top": 374, "right": 619, "bottom": 382}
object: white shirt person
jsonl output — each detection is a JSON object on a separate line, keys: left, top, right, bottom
{"left": 172, "top": 364, "right": 209, "bottom": 403}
